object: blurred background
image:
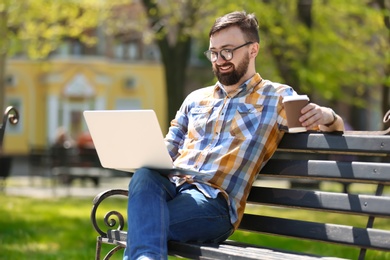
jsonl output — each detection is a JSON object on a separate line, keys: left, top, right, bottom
{"left": 1, "top": 0, "right": 389, "bottom": 190}
{"left": 0, "top": 0, "right": 389, "bottom": 259}
{"left": 1, "top": 0, "right": 389, "bottom": 158}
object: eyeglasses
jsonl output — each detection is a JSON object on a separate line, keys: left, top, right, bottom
{"left": 204, "top": 42, "right": 253, "bottom": 62}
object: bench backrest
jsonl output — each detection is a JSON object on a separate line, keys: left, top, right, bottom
{"left": 241, "top": 131, "right": 390, "bottom": 259}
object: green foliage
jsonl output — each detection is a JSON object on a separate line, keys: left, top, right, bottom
{"left": 1, "top": 0, "right": 131, "bottom": 59}
{"left": 1, "top": 0, "right": 389, "bottom": 118}
{"left": 305, "top": 0, "right": 388, "bottom": 102}
{"left": 3, "top": 1, "right": 87, "bottom": 58}
{"left": 192, "top": 0, "right": 389, "bottom": 108}
{"left": 0, "top": 0, "right": 130, "bottom": 109}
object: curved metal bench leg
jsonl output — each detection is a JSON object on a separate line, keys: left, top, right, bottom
{"left": 103, "top": 245, "right": 124, "bottom": 260}
{"left": 95, "top": 238, "right": 102, "bottom": 260}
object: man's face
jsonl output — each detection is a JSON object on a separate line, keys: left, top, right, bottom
{"left": 209, "top": 26, "right": 251, "bottom": 86}
{"left": 212, "top": 52, "right": 250, "bottom": 86}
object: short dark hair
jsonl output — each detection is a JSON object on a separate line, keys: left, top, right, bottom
{"left": 209, "top": 11, "right": 260, "bottom": 43}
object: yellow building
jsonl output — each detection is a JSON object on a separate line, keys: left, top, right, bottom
{"left": 4, "top": 57, "right": 167, "bottom": 155}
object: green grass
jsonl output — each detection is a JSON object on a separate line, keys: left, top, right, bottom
{"left": 0, "top": 195, "right": 100, "bottom": 259}
{"left": 1, "top": 182, "right": 390, "bottom": 259}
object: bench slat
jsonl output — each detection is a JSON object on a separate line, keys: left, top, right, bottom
{"left": 91, "top": 132, "right": 390, "bottom": 260}
{"left": 239, "top": 214, "right": 390, "bottom": 251}
{"left": 105, "top": 230, "right": 347, "bottom": 260}
{"left": 169, "top": 240, "right": 346, "bottom": 260}
{"left": 278, "top": 133, "right": 390, "bottom": 154}
{"left": 260, "top": 160, "right": 390, "bottom": 183}
{"left": 169, "top": 240, "right": 268, "bottom": 260}
{"left": 247, "top": 187, "right": 390, "bottom": 217}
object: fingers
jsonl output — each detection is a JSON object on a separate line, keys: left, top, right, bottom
{"left": 299, "top": 103, "right": 327, "bottom": 129}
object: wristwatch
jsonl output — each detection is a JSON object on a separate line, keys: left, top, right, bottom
{"left": 325, "top": 109, "right": 338, "bottom": 127}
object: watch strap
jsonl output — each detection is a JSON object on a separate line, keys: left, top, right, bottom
{"left": 325, "top": 109, "right": 337, "bottom": 127}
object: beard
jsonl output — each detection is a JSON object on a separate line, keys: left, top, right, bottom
{"left": 213, "top": 53, "right": 250, "bottom": 86}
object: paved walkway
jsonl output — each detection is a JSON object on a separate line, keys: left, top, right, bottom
{"left": 3, "top": 176, "right": 131, "bottom": 198}
{"left": 3, "top": 156, "right": 289, "bottom": 198}
{"left": 3, "top": 175, "right": 289, "bottom": 199}
{"left": 2, "top": 156, "right": 131, "bottom": 198}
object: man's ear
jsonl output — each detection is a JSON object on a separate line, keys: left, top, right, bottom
{"left": 250, "top": 42, "right": 259, "bottom": 58}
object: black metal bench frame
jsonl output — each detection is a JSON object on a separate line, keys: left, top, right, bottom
{"left": 0, "top": 106, "right": 19, "bottom": 189}
{"left": 91, "top": 117, "right": 390, "bottom": 259}
{"left": 28, "top": 145, "right": 107, "bottom": 188}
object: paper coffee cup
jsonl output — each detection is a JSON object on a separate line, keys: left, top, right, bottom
{"left": 282, "top": 95, "right": 310, "bottom": 133}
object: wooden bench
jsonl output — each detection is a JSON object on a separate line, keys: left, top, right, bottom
{"left": 90, "top": 126, "right": 390, "bottom": 259}
{"left": 28, "top": 145, "right": 112, "bottom": 187}
{"left": 50, "top": 146, "right": 103, "bottom": 187}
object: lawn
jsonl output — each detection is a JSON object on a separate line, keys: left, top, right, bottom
{"left": 0, "top": 195, "right": 100, "bottom": 260}
{"left": 1, "top": 182, "right": 390, "bottom": 260}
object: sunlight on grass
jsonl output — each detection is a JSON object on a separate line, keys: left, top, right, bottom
{"left": 5, "top": 242, "right": 60, "bottom": 253}
{"left": 1, "top": 180, "right": 390, "bottom": 259}
{"left": 0, "top": 195, "right": 96, "bottom": 260}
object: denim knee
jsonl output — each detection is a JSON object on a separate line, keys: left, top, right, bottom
{"left": 128, "top": 168, "right": 176, "bottom": 199}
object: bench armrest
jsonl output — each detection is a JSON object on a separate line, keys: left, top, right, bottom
{"left": 90, "top": 189, "right": 128, "bottom": 238}
{"left": 0, "top": 106, "right": 19, "bottom": 149}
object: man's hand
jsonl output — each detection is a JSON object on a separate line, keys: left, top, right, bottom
{"left": 299, "top": 103, "right": 345, "bottom": 132}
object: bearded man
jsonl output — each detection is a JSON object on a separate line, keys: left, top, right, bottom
{"left": 124, "top": 10, "right": 344, "bottom": 260}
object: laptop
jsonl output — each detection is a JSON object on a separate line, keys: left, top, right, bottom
{"left": 83, "top": 110, "right": 202, "bottom": 176}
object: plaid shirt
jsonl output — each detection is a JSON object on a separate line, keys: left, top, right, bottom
{"left": 165, "top": 73, "right": 295, "bottom": 228}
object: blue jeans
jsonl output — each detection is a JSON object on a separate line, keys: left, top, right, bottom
{"left": 123, "top": 168, "right": 233, "bottom": 260}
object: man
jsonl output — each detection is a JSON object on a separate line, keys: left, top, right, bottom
{"left": 124, "top": 11, "right": 344, "bottom": 260}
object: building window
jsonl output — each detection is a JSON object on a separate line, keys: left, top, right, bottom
{"left": 114, "top": 41, "right": 142, "bottom": 60}
{"left": 114, "top": 44, "right": 125, "bottom": 59}
{"left": 144, "top": 44, "right": 160, "bottom": 61}
{"left": 5, "top": 75, "right": 17, "bottom": 87}
{"left": 124, "top": 77, "right": 137, "bottom": 90}
{"left": 128, "top": 42, "right": 139, "bottom": 60}
{"left": 115, "top": 98, "right": 142, "bottom": 110}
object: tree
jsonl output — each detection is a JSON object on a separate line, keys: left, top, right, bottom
{"left": 3, "top": 0, "right": 388, "bottom": 131}
{"left": 140, "top": 0, "right": 236, "bottom": 122}
{"left": 0, "top": 0, "right": 121, "bottom": 111}
{"left": 141, "top": 0, "right": 197, "bottom": 122}
{"left": 375, "top": 0, "right": 390, "bottom": 128}
{"left": 242, "top": 0, "right": 389, "bottom": 129}
{"left": 139, "top": 0, "right": 388, "bottom": 129}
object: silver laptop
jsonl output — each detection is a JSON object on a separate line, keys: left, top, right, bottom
{"left": 83, "top": 110, "right": 202, "bottom": 176}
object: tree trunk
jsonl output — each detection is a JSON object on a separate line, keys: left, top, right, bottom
{"left": 297, "top": 0, "right": 313, "bottom": 29}
{"left": 376, "top": 0, "right": 390, "bottom": 129}
{"left": 0, "top": 10, "right": 8, "bottom": 111}
{"left": 156, "top": 37, "right": 191, "bottom": 127}
{"left": 382, "top": 79, "right": 390, "bottom": 128}
{"left": 0, "top": 53, "right": 5, "bottom": 112}
{"left": 141, "top": 0, "right": 193, "bottom": 128}
{"left": 261, "top": 0, "right": 313, "bottom": 93}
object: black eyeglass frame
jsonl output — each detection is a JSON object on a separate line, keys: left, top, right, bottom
{"left": 204, "top": 42, "right": 254, "bottom": 62}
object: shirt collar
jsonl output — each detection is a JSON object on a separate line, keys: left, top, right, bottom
{"left": 214, "top": 73, "right": 263, "bottom": 98}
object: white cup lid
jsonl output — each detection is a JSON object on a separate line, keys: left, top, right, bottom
{"left": 282, "top": 95, "right": 310, "bottom": 103}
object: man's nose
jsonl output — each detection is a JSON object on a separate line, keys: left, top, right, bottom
{"left": 215, "top": 54, "right": 226, "bottom": 65}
